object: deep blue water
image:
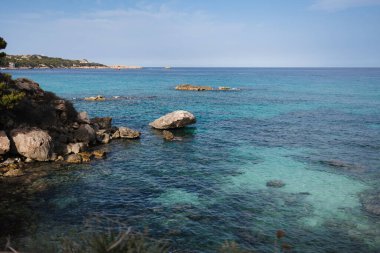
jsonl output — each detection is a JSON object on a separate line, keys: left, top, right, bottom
{"left": 3, "top": 68, "right": 380, "bottom": 252}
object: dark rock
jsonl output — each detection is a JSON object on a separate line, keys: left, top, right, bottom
{"left": 266, "top": 180, "right": 286, "bottom": 188}
{"left": 73, "top": 124, "right": 96, "bottom": 144}
{"left": 163, "top": 130, "right": 174, "bottom": 141}
{"left": 91, "top": 117, "right": 112, "bottom": 130}
{"left": 77, "top": 111, "right": 90, "bottom": 124}
{"left": 14, "top": 78, "right": 44, "bottom": 95}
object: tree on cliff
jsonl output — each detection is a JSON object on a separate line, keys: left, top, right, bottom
{"left": 0, "top": 37, "right": 7, "bottom": 66}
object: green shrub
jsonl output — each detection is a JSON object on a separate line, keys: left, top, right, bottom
{"left": 0, "top": 81, "right": 25, "bottom": 110}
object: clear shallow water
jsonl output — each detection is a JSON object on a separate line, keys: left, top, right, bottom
{"left": 3, "top": 68, "right": 380, "bottom": 252}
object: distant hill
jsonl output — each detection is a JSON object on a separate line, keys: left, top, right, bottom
{"left": 0, "top": 54, "right": 107, "bottom": 69}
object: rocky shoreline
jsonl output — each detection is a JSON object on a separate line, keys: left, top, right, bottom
{"left": 0, "top": 76, "right": 143, "bottom": 176}
{"left": 0, "top": 75, "right": 197, "bottom": 177}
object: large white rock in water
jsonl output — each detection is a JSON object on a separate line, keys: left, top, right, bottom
{"left": 0, "top": 131, "right": 10, "bottom": 155}
{"left": 149, "top": 110, "right": 196, "bottom": 129}
{"left": 11, "top": 128, "right": 53, "bottom": 161}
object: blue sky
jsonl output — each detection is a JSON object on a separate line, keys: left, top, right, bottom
{"left": 1, "top": 0, "right": 380, "bottom": 67}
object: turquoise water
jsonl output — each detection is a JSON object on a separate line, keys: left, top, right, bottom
{"left": 3, "top": 68, "right": 380, "bottom": 252}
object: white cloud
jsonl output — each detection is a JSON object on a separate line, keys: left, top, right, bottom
{"left": 311, "top": 0, "right": 380, "bottom": 11}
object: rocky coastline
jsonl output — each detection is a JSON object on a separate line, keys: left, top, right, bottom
{"left": 0, "top": 75, "right": 142, "bottom": 176}
{"left": 0, "top": 74, "right": 197, "bottom": 177}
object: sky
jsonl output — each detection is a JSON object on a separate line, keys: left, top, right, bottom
{"left": 1, "top": 0, "right": 380, "bottom": 67}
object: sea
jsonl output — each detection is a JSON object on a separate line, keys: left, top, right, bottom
{"left": 2, "top": 68, "right": 380, "bottom": 252}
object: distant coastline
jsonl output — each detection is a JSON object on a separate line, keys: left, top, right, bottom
{"left": 0, "top": 54, "right": 143, "bottom": 70}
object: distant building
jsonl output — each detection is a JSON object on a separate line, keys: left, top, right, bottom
{"left": 79, "top": 59, "right": 89, "bottom": 64}
{"left": 9, "top": 62, "right": 15, "bottom": 69}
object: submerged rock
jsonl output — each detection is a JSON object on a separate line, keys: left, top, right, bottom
{"left": 4, "top": 168, "right": 24, "bottom": 177}
{"left": 266, "top": 180, "right": 286, "bottom": 188}
{"left": 361, "top": 192, "right": 380, "bottom": 216}
{"left": 175, "top": 84, "right": 213, "bottom": 91}
{"left": 163, "top": 130, "right": 175, "bottom": 141}
{"left": 323, "top": 160, "right": 365, "bottom": 173}
{"left": 149, "top": 110, "right": 196, "bottom": 129}
{"left": 0, "top": 131, "right": 10, "bottom": 155}
{"left": 11, "top": 128, "right": 53, "bottom": 161}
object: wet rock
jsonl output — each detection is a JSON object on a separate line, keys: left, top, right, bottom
{"left": 0, "top": 131, "right": 10, "bottom": 155}
{"left": 92, "top": 150, "right": 107, "bottom": 159}
{"left": 77, "top": 111, "right": 90, "bottom": 124}
{"left": 4, "top": 168, "right": 24, "bottom": 177}
{"left": 361, "top": 192, "right": 380, "bottom": 216}
{"left": 91, "top": 117, "right": 112, "bottom": 130}
{"left": 266, "top": 180, "right": 286, "bottom": 188}
{"left": 149, "top": 110, "right": 196, "bottom": 129}
{"left": 84, "top": 95, "right": 106, "bottom": 101}
{"left": 175, "top": 84, "right": 213, "bottom": 91}
{"left": 73, "top": 124, "right": 96, "bottom": 144}
{"left": 163, "top": 130, "right": 174, "bottom": 141}
{"left": 119, "top": 127, "right": 140, "bottom": 139}
{"left": 79, "top": 152, "right": 93, "bottom": 162}
{"left": 11, "top": 128, "right": 53, "bottom": 161}
{"left": 66, "top": 154, "right": 82, "bottom": 163}
{"left": 67, "top": 142, "right": 88, "bottom": 154}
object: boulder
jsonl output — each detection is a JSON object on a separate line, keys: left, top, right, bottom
{"left": 119, "top": 127, "right": 140, "bottom": 139}
{"left": 11, "top": 128, "right": 53, "bottom": 161}
{"left": 66, "top": 154, "right": 82, "bottom": 163}
{"left": 266, "top": 180, "right": 285, "bottom": 188}
{"left": 77, "top": 111, "right": 90, "bottom": 124}
{"left": 91, "top": 117, "right": 112, "bottom": 130}
{"left": 163, "top": 130, "right": 174, "bottom": 141}
{"left": 149, "top": 110, "right": 196, "bottom": 129}
{"left": 175, "top": 84, "right": 213, "bottom": 91}
{"left": 73, "top": 124, "right": 96, "bottom": 144}
{"left": 0, "top": 131, "right": 10, "bottom": 155}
